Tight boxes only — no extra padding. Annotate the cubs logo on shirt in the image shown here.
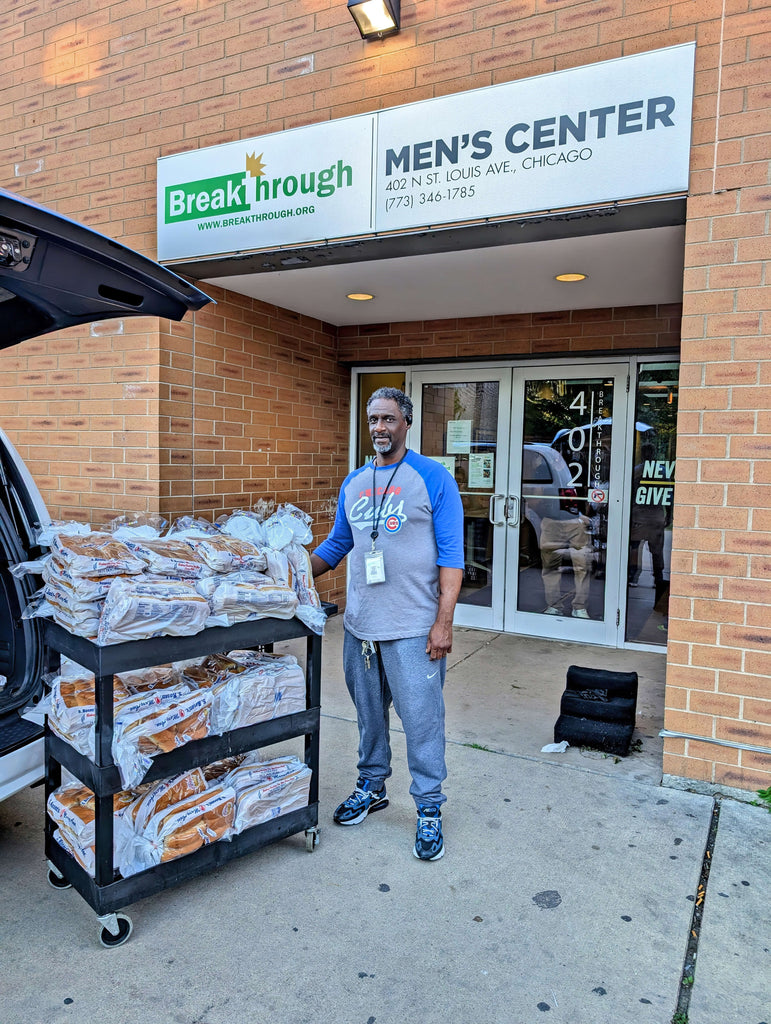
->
[349,494,407,531]
[383,514,402,534]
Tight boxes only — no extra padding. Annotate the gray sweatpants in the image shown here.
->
[342,628,447,808]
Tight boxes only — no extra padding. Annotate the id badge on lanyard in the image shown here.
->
[365,549,386,585]
[366,456,405,585]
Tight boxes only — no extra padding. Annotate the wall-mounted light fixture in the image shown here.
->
[347,0,401,40]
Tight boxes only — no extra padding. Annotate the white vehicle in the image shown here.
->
[0,188,211,802]
[519,442,583,567]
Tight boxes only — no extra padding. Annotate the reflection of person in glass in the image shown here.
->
[629,443,669,595]
[455,462,491,585]
[540,494,593,618]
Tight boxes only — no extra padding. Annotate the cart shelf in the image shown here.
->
[43,605,335,943]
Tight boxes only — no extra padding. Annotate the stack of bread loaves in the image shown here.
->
[25,502,327,644]
[48,751,311,878]
[47,781,136,876]
[48,651,307,789]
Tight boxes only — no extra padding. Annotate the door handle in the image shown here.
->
[506,494,520,526]
[488,493,505,527]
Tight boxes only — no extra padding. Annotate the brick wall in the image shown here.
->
[1,0,768,790]
[156,286,346,520]
[665,0,771,794]
[0,317,163,525]
[338,305,683,364]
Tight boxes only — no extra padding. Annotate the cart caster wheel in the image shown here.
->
[47,868,71,890]
[305,827,320,852]
[98,913,133,948]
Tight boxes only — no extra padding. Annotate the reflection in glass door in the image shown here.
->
[504,368,628,645]
[410,362,645,645]
[412,370,511,630]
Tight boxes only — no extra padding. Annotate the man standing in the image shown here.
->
[310,387,464,861]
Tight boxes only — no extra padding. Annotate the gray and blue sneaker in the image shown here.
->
[333,778,388,825]
[413,804,444,860]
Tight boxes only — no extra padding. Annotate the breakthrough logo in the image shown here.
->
[165,172,249,224]
[164,153,353,225]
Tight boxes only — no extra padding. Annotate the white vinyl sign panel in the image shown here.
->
[157,115,374,262]
[157,44,694,262]
[374,44,695,232]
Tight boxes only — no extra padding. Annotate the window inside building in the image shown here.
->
[624,362,679,644]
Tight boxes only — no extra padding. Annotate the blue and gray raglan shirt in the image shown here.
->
[313,449,465,642]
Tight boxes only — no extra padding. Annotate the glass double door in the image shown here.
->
[412,364,630,645]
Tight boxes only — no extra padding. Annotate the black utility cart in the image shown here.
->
[43,606,334,947]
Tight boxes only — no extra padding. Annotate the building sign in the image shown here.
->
[157,115,374,262]
[157,44,694,263]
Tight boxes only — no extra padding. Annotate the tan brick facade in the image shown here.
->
[1,0,768,792]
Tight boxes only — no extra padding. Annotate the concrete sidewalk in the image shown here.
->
[0,616,768,1024]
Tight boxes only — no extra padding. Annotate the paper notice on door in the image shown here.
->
[429,455,456,475]
[469,453,494,489]
[446,420,472,453]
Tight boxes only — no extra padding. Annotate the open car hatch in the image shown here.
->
[0,187,211,349]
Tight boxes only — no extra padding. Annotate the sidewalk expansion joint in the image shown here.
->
[448,632,504,670]
[672,796,721,1023]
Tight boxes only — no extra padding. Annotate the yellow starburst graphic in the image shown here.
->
[246,152,266,178]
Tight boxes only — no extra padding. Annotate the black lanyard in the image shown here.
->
[371,454,406,544]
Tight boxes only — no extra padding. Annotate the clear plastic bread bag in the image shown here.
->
[50,532,146,578]
[117,783,235,877]
[217,509,268,548]
[96,577,211,645]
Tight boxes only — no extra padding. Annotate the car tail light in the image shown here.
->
[558,487,581,515]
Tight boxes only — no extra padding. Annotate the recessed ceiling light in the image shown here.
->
[555,273,587,282]
[347,292,374,301]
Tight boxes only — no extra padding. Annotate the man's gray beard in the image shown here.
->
[373,438,393,453]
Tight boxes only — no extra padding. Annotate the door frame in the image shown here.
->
[410,366,514,631]
[502,362,632,647]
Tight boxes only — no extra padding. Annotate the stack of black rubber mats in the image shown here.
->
[554,665,638,756]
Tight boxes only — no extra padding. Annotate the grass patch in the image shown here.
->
[752,786,771,812]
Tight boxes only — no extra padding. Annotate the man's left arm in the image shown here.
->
[426,566,463,660]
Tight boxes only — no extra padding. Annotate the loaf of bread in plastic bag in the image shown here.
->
[50,532,145,577]
[48,672,132,755]
[209,580,298,624]
[123,537,212,578]
[180,534,267,573]
[111,688,212,788]
[120,688,212,754]
[47,781,135,845]
[118,783,236,875]
[115,664,181,693]
[225,651,306,727]
[124,768,208,832]
[225,755,311,834]
[97,577,211,645]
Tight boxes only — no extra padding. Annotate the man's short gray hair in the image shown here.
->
[367,387,413,425]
